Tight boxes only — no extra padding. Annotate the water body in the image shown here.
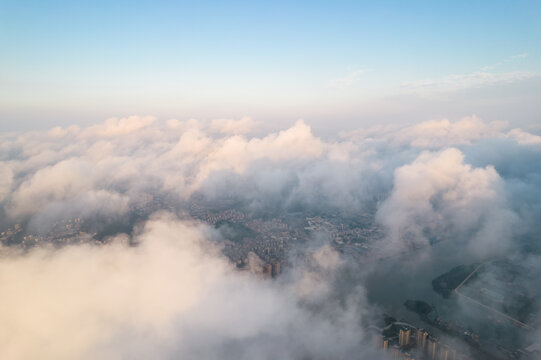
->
[365,240,471,321]
[363,240,528,352]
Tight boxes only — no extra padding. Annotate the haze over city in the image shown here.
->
[0,1,540,360]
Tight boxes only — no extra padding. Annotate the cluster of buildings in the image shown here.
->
[189,203,296,276]
[244,235,288,260]
[1,218,96,248]
[261,261,281,278]
[188,203,387,279]
[0,223,22,245]
[189,202,245,226]
[304,215,383,262]
[304,216,336,233]
[305,215,382,245]
[203,209,245,226]
[245,218,290,234]
[375,326,461,360]
[223,231,289,276]
[132,193,177,218]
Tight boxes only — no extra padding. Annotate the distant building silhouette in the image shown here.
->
[427,337,439,359]
[415,328,428,350]
[399,328,411,347]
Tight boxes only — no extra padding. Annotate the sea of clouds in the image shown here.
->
[0,115,540,359]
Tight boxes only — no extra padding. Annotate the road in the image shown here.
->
[454,262,534,331]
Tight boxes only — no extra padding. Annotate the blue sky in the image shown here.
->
[1,0,540,131]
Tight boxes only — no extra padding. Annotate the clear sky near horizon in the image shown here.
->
[1,0,540,132]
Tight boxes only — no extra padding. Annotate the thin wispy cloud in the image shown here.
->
[480,53,529,71]
[511,53,528,60]
[399,53,537,97]
[400,70,541,95]
[329,69,365,88]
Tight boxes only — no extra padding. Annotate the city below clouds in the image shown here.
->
[1,1,541,359]
[1,113,541,359]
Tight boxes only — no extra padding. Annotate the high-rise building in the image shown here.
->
[439,347,449,360]
[427,337,439,359]
[392,345,402,359]
[383,339,389,352]
[415,329,428,350]
[373,334,383,349]
[438,345,456,360]
[263,263,272,277]
[399,328,412,347]
[272,262,281,277]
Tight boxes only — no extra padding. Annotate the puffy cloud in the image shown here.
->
[0,118,336,223]
[209,116,257,135]
[1,114,541,358]
[342,116,508,149]
[1,114,536,247]
[82,116,156,137]
[1,115,537,249]
[398,116,507,148]
[507,128,541,145]
[0,214,373,360]
[376,148,517,256]
[7,158,128,226]
[9,158,95,216]
[0,162,13,202]
[342,115,541,153]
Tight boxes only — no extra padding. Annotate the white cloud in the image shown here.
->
[329,69,365,88]
[400,70,540,95]
[341,115,541,149]
[1,114,537,255]
[507,128,541,145]
[209,116,258,135]
[397,116,507,148]
[0,162,13,202]
[376,148,517,256]
[480,53,529,71]
[0,214,371,360]
[3,114,538,232]
[0,118,340,223]
[82,116,156,137]
[511,53,528,60]
[1,114,540,358]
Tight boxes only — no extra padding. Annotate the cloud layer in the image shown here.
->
[377,148,516,256]
[1,114,540,358]
[0,214,374,360]
[1,114,540,248]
